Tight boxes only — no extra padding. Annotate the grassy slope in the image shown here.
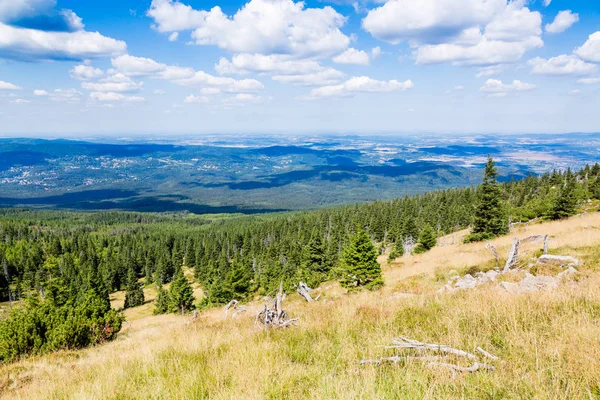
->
[2,213,600,399]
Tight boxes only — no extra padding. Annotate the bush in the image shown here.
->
[463,232,496,243]
[0,293,123,363]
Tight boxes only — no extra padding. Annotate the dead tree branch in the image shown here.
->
[504,238,520,272]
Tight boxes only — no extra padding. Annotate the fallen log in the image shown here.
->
[255,282,298,329]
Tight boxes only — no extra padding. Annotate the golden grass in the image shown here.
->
[2,213,600,399]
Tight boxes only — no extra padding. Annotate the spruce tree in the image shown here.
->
[401,218,419,241]
[153,285,170,315]
[469,156,507,241]
[415,224,437,254]
[168,269,195,315]
[550,171,577,220]
[340,229,383,290]
[387,239,404,262]
[123,267,145,309]
[300,230,326,287]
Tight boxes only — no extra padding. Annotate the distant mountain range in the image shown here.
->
[0,133,598,213]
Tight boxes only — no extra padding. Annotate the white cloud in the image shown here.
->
[577,77,600,85]
[70,64,104,80]
[364,0,543,67]
[81,73,143,92]
[10,98,30,104]
[545,10,579,34]
[568,89,580,96]
[332,48,369,65]
[476,65,504,77]
[168,32,179,42]
[542,0,551,6]
[0,22,126,61]
[33,89,48,96]
[154,89,166,94]
[49,88,83,102]
[0,80,21,90]
[90,92,145,102]
[575,32,600,63]
[272,69,345,86]
[306,76,414,99]
[147,0,350,58]
[371,46,381,60]
[184,94,209,103]
[528,55,596,77]
[215,53,345,86]
[480,78,535,96]
[200,87,221,95]
[363,0,506,44]
[0,0,83,32]
[111,54,264,92]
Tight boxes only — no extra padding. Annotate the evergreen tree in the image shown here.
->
[550,171,577,220]
[387,239,404,262]
[123,267,145,309]
[401,218,419,241]
[169,269,195,315]
[340,229,383,290]
[153,285,170,315]
[300,230,327,287]
[415,224,437,254]
[468,156,508,241]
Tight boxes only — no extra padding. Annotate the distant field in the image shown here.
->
[1,134,598,212]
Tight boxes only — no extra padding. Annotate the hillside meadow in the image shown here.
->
[1,212,599,399]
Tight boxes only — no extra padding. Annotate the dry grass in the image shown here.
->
[2,213,600,399]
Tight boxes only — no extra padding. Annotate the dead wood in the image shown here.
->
[503,238,520,272]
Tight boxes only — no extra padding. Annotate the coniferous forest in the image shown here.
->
[0,161,599,362]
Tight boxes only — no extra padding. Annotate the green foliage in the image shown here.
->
[153,286,170,315]
[168,269,195,315]
[123,268,145,309]
[0,292,123,363]
[470,157,509,241]
[417,225,437,252]
[550,170,577,220]
[388,240,404,262]
[340,229,383,291]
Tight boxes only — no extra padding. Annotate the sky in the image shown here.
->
[0,0,599,136]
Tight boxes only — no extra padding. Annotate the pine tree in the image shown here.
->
[415,224,437,254]
[469,156,507,241]
[169,269,195,315]
[401,218,419,241]
[300,230,327,287]
[153,285,170,315]
[123,267,145,309]
[387,239,404,262]
[340,229,383,290]
[550,171,577,220]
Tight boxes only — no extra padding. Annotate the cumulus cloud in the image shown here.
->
[0,1,126,61]
[168,32,178,42]
[10,98,30,104]
[529,55,596,77]
[371,46,381,60]
[575,32,600,63]
[90,92,145,102]
[49,88,83,102]
[215,53,345,86]
[545,10,579,34]
[70,64,104,81]
[0,22,126,61]
[542,0,551,6]
[306,76,414,99]
[0,0,83,32]
[476,65,504,78]
[110,54,264,93]
[577,77,600,85]
[81,73,143,92]
[33,89,48,95]
[364,0,542,67]
[0,80,22,90]
[480,78,535,96]
[332,48,369,65]
[184,94,209,103]
[147,0,350,58]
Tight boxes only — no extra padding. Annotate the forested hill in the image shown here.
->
[0,163,599,362]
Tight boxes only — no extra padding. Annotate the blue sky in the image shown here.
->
[0,0,599,136]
